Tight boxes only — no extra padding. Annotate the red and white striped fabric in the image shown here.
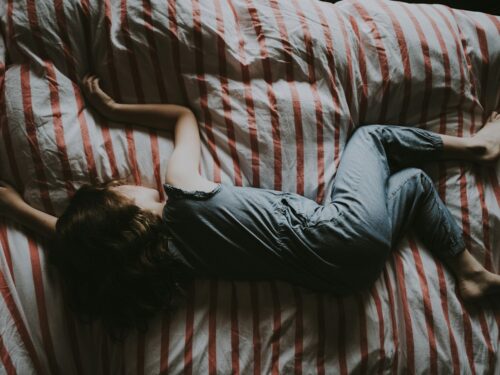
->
[1,0,499,373]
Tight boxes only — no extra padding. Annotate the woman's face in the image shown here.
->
[110,185,165,214]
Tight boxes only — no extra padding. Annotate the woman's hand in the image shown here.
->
[0,181,27,220]
[82,73,117,119]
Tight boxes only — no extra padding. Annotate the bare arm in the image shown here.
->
[82,74,204,187]
[0,181,56,238]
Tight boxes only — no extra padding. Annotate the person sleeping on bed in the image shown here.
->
[1,73,500,341]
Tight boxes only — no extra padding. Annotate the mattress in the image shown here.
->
[0,0,499,373]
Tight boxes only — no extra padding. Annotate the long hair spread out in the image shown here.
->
[48,180,188,342]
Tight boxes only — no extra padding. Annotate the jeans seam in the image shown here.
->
[387,173,420,201]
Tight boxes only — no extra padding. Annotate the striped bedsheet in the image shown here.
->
[1,0,500,373]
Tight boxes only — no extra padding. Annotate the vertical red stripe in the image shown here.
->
[316,294,325,375]
[347,16,368,124]
[267,0,305,195]
[447,8,481,111]
[103,0,141,186]
[53,0,98,186]
[333,8,355,135]
[191,0,222,183]
[356,294,368,374]
[393,254,415,374]
[139,0,165,199]
[398,3,433,126]
[290,0,326,202]
[141,0,168,102]
[46,64,76,194]
[377,0,412,124]
[79,0,92,70]
[351,2,391,123]
[0,63,22,187]
[84,0,123,182]
[230,283,240,375]
[20,66,54,213]
[369,286,387,374]
[120,0,144,101]
[165,0,188,104]
[226,0,261,187]
[485,14,500,33]
[249,283,261,375]
[103,0,122,102]
[213,0,242,186]
[0,333,16,375]
[473,169,493,270]
[336,297,347,375]
[473,24,489,126]
[0,224,13,283]
[382,268,399,373]
[292,287,303,375]
[0,270,44,374]
[409,238,438,375]
[6,0,15,61]
[435,264,460,375]
[270,282,281,375]
[310,1,344,174]
[28,237,59,375]
[183,282,194,375]
[119,0,143,186]
[244,0,282,190]
[208,280,217,375]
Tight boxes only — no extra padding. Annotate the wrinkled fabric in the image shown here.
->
[1,0,500,374]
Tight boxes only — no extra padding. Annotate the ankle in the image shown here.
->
[444,249,485,280]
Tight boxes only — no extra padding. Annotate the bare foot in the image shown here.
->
[469,111,500,162]
[457,268,500,302]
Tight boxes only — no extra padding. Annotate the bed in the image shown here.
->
[1,0,499,373]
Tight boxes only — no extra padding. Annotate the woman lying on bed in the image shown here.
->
[1,74,500,341]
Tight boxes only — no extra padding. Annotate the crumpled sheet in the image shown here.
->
[0,0,499,373]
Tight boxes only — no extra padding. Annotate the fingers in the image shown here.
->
[82,73,99,94]
[92,76,100,94]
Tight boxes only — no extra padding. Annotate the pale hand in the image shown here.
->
[82,73,117,119]
[0,181,26,220]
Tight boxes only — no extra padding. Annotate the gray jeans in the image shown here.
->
[278,125,466,293]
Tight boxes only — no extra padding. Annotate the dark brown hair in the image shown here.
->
[48,180,188,342]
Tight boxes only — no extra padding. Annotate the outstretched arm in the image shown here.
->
[0,181,57,238]
[82,74,204,187]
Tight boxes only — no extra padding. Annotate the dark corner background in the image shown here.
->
[323,1,499,15]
